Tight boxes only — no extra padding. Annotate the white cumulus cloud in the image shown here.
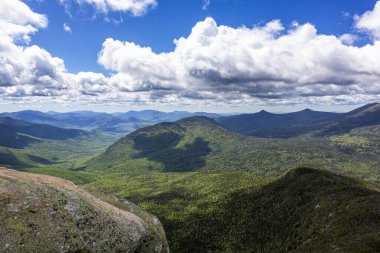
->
[355,1,380,40]
[2,0,380,108]
[0,0,47,43]
[0,0,88,98]
[98,16,380,103]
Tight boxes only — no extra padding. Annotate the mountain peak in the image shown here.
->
[177,116,217,126]
[255,110,272,115]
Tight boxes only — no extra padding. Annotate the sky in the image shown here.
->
[0,0,380,113]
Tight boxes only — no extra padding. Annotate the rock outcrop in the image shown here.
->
[0,167,169,252]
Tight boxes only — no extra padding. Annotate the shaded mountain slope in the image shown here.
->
[345,102,380,116]
[0,147,55,169]
[186,167,380,252]
[320,103,380,135]
[218,109,340,137]
[85,116,380,179]
[91,167,380,253]
[0,117,85,149]
[0,167,168,253]
[0,130,120,171]
[86,117,222,173]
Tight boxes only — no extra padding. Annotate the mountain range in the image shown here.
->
[3,103,379,138]
[85,104,380,178]
[0,110,220,134]
[1,103,380,252]
[218,103,380,137]
[2,103,380,177]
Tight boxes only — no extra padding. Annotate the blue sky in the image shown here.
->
[27,0,376,74]
[1,0,380,113]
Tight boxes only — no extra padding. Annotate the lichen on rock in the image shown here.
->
[0,167,169,253]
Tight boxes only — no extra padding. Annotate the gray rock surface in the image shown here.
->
[0,167,169,253]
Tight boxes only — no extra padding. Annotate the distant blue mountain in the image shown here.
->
[0,110,220,134]
[115,110,219,122]
[217,103,380,137]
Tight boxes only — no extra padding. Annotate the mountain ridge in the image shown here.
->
[84,111,380,178]
[218,103,380,137]
[0,110,221,134]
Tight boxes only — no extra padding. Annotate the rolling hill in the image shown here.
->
[0,117,85,149]
[0,147,55,169]
[217,103,380,138]
[0,116,121,170]
[85,116,380,180]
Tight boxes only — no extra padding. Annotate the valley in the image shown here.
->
[1,104,380,252]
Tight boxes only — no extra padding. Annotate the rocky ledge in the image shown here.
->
[0,167,169,253]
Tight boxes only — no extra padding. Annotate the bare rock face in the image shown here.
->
[0,168,169,253]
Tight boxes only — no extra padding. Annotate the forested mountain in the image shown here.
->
[2,104,380,252]
[320,103,380,135]
[85,115,380,179]
[217,103,380,138]
[91,166,380,252]
[218,109,340,137]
